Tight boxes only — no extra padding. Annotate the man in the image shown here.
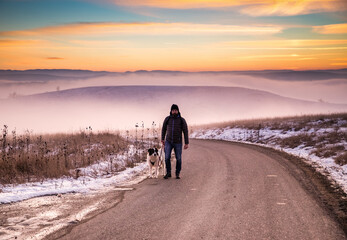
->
[161,104,189,179]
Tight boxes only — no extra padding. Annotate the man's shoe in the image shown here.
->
[176,173,180,179]
[164,173,171,179]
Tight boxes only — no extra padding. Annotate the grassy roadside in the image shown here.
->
[0,127,144,184]
[192,112,347,166]
[195,113,347,130]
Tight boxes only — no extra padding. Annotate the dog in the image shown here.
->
[147,148,160,178]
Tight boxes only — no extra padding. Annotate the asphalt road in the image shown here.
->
[58,139,346,240]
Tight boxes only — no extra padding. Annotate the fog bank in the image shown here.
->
[1,86,346,134]
[1,70,347,104]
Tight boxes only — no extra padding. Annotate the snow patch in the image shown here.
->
[192,120,347,193]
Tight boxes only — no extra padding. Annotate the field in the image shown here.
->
[0,127,146,184]
[192,113,347,165]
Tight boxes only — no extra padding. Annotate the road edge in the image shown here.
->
[195,139,347,236]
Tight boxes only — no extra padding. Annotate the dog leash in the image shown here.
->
[159,146,164,164]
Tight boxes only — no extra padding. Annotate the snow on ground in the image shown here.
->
[0,145,148,204]
[191,121,347,193]
[0,162,147,204]
[0,145,155,240]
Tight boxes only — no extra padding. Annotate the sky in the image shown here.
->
[1,0,347,71]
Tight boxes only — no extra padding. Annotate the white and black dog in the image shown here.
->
[147,148,162,178]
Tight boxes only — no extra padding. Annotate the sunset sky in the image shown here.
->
[1,0,347,71]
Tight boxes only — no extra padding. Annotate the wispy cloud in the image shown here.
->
[112,0,254,9]
[238,54,317,61]
[240,54,302,59]
[0,39,47,47]
[112,0,347,16]
[46,57,64,60]
[0,22,282,37]
[69,40,128,48]
[240,0,347,16]
[313,23,347,34]
[331,62,347,65]
[219,39,347,49]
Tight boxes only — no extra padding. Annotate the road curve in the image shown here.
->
[57,139,346,240]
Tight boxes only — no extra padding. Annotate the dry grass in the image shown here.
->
[193,112,347,166]
[279,134,317,149]
[335,152,347,165]
[316,131,347,145]
[313,145,345,158]
[0,127,131,184]
[195,112,347,131]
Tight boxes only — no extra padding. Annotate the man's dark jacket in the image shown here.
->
[162,112,189,144]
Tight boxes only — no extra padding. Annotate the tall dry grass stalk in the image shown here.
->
[0,128,128,184]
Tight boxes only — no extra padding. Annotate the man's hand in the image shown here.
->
[161,140,165,147]
[184,144,189,150]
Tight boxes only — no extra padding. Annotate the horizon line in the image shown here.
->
[1,68,347,73]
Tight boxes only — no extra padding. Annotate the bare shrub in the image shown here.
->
[313,145,345,158]
[335,152,347,166]
[126,150,146,168]
[279,134,316,149]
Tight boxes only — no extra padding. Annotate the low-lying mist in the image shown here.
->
[1,85,346,134]
[1,70,347,104]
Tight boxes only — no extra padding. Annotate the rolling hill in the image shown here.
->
[2,85,347,133]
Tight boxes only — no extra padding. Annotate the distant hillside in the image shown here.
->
[1,69,346,82]
[27,85,347,111]
[0,69,114,81]
[2,85,346,133]
[234,69,347,81]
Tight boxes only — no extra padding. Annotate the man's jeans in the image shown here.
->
[164,140,182,175]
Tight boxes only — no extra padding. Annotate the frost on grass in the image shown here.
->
[0,142,149,240]
[191,113,347,193]
[0,143,147,204]
[0,129,133,184]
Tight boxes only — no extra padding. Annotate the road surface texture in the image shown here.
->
[54,139,346,240]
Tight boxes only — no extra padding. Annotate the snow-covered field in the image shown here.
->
[0,146,150,240]
[191,117,347,193]
[0,146,147,204]
[0,162,147,205]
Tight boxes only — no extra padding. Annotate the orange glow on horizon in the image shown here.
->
[0,20,346,71]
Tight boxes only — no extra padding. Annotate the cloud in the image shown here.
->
[112,0,254,9]
[46,57,64,60]
[0,39,47,47]
[0,22,282,37]
[218,39,347,49]
[313,23,347,34]
[240,0,347,16]
[69,40,127,48]
[111,0,347,16]
[239,54,303,59]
